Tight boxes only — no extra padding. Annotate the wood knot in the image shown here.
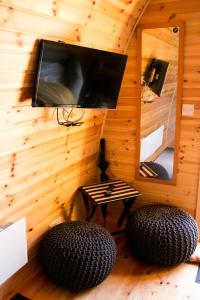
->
[168,13,176,21]
[52,0,58,16]
[52,8,57,16]
[32,119,38,125]
[8,197,14,206]
[10,153,16,177]
[17,38,24,48]
[23,137,29,145]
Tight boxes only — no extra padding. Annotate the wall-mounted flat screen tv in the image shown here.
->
[32,39,128,109]
[144,58,169,97]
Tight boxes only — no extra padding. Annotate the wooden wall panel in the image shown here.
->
[0,0,150,298]
[103,0,200,217]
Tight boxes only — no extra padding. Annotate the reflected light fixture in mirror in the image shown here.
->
[135,22,184,184]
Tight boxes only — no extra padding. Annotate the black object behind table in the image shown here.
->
[98,138,109,225]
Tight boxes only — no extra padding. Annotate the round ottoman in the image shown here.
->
[126,204,198,266]
[141,161,170,180]
[40,221,116,291]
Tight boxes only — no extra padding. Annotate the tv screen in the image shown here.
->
[32,39,127,109]
[144,58,169,97]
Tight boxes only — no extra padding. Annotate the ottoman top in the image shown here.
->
[134,204,193,224]
[45,221,115,250]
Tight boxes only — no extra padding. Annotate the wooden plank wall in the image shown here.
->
[0,0,149,298]
[103,0,200,216]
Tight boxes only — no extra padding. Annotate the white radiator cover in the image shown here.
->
[140,125,164,161]
[0,217,28,284]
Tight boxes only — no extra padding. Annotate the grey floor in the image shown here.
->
[155,147,174,179]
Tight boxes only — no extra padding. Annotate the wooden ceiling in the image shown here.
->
[0,0,150,54]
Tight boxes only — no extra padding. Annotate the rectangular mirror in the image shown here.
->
[135,22,184,184]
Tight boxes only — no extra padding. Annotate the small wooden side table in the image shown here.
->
[80,180,141,227]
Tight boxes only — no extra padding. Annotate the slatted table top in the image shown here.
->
[140,162,158,178]
[80,180,141,205]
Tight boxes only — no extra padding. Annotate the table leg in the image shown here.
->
[101,203,107,227]
[117,197,136,226]
[82,193,96,221]
[88,205,97,221]
[82,193,90,220]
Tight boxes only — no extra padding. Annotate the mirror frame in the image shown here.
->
[135,21,184,185]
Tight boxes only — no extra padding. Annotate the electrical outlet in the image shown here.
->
[182,104,194,117]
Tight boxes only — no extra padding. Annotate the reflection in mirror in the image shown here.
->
[136,24,182,183]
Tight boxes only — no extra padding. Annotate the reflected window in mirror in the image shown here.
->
[136,23,184,184]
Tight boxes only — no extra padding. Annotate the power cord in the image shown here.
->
[56,108,85,127]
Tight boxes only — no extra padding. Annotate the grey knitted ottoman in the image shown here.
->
[40,221,116,291]
[126,204,198,266]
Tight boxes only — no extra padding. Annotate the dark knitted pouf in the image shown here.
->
[142,162,170,180]
[126,204,198,266]
[40,221,116,291]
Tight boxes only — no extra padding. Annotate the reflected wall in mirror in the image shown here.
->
[136,23,184,184]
